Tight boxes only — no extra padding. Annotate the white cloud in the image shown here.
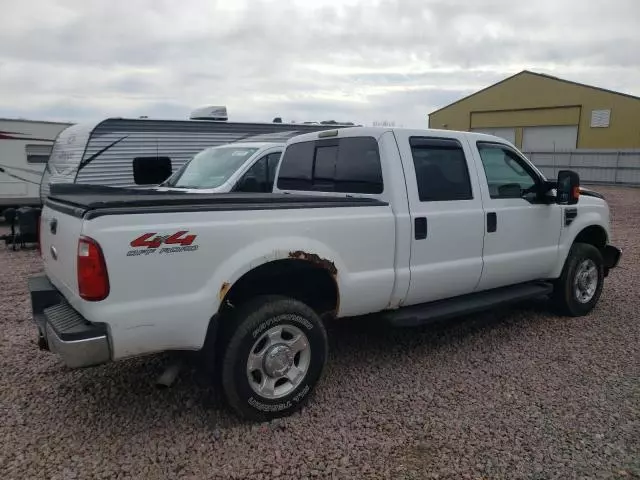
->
[0,0,638,127]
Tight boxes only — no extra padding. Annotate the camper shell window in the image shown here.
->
[133,156,173,185]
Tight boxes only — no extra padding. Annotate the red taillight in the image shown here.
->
[77,236,110,301]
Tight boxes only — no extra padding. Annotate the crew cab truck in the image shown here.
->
[29,127,621,422]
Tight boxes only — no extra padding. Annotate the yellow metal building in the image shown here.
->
[428,70,640,150]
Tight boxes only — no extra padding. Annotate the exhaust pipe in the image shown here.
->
[37,330,49,351]
[155,361,182,388]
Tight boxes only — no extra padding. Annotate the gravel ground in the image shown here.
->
[1,186,639,480]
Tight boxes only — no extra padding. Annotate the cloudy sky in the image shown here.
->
[1,0,639,127]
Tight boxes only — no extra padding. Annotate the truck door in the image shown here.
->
[470,140,562,291]
[393,131,486,306]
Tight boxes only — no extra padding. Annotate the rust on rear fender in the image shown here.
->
[219,281,231,302]
[288,250,338,276]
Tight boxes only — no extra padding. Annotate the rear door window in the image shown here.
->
[277,136,383,194]
[409,137,473,201]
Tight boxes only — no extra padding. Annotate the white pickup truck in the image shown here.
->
[29,126,621,421]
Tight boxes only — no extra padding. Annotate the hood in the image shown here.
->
[579,186,605,200]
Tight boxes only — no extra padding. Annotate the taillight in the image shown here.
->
[77,236,110,301]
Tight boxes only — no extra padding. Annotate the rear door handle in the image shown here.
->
[487,212,497,233]
[415,217,427,240]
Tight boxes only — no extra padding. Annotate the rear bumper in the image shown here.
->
[28,275,111,368]
[603,244,622,273]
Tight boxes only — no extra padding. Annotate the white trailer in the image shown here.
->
[0,118,72,217]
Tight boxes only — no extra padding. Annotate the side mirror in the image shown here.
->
[556,170,580,205]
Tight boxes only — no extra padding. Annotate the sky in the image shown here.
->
[0,0,639,128]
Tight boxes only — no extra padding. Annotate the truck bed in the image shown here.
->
[47,183,387,219]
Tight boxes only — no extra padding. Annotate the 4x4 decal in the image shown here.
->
[127,231,199,256]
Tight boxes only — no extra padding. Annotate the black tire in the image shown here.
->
[551,242,604,316]
[220,295,328,422]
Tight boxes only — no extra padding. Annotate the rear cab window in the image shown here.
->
[277,136,383,194]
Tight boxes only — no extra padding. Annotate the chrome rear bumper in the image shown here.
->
[28,275,111,368]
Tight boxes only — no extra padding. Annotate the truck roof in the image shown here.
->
[284,126,511,146]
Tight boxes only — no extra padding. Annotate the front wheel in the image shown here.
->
[220,295,328,421]
[552,242,605,316]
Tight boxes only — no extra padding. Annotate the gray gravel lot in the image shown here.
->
[1,185,639,479]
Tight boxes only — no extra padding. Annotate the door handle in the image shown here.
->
[487,212,497,233]
[415,217,427,240]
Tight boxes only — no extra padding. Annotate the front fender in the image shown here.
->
[550,209,610,279]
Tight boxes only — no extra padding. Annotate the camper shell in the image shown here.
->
[41,116,354,202]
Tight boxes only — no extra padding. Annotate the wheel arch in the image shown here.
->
[551,216,610,279]
[219,257,340,317]
[200,238,343,364]
[572,224,608,250]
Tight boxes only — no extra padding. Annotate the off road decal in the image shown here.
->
[126,231,199,256]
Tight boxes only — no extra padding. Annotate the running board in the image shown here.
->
[383,281,554,327]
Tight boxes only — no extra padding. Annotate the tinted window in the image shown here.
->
[235,152,282,192]
[409,137,473,201]
[133,156,172,185]
[236,154,282,192]
[477,142,537,198]
[313,145,338,182]
[334,137,383,194]
[237,155,267,192]
[277,141,314,190]
[277,136,383,194]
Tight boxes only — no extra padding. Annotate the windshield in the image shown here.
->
[167,146,260,188]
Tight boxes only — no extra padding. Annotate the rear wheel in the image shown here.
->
[220,295,328,421]
[552,242,604,316]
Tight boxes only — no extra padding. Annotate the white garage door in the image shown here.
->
[522,126,577,151]
[471,127,516,144]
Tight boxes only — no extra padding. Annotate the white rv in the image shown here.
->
[40,107,355,203]
[0,118,72,217]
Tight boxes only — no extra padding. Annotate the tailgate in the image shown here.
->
[40,202,84,300]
